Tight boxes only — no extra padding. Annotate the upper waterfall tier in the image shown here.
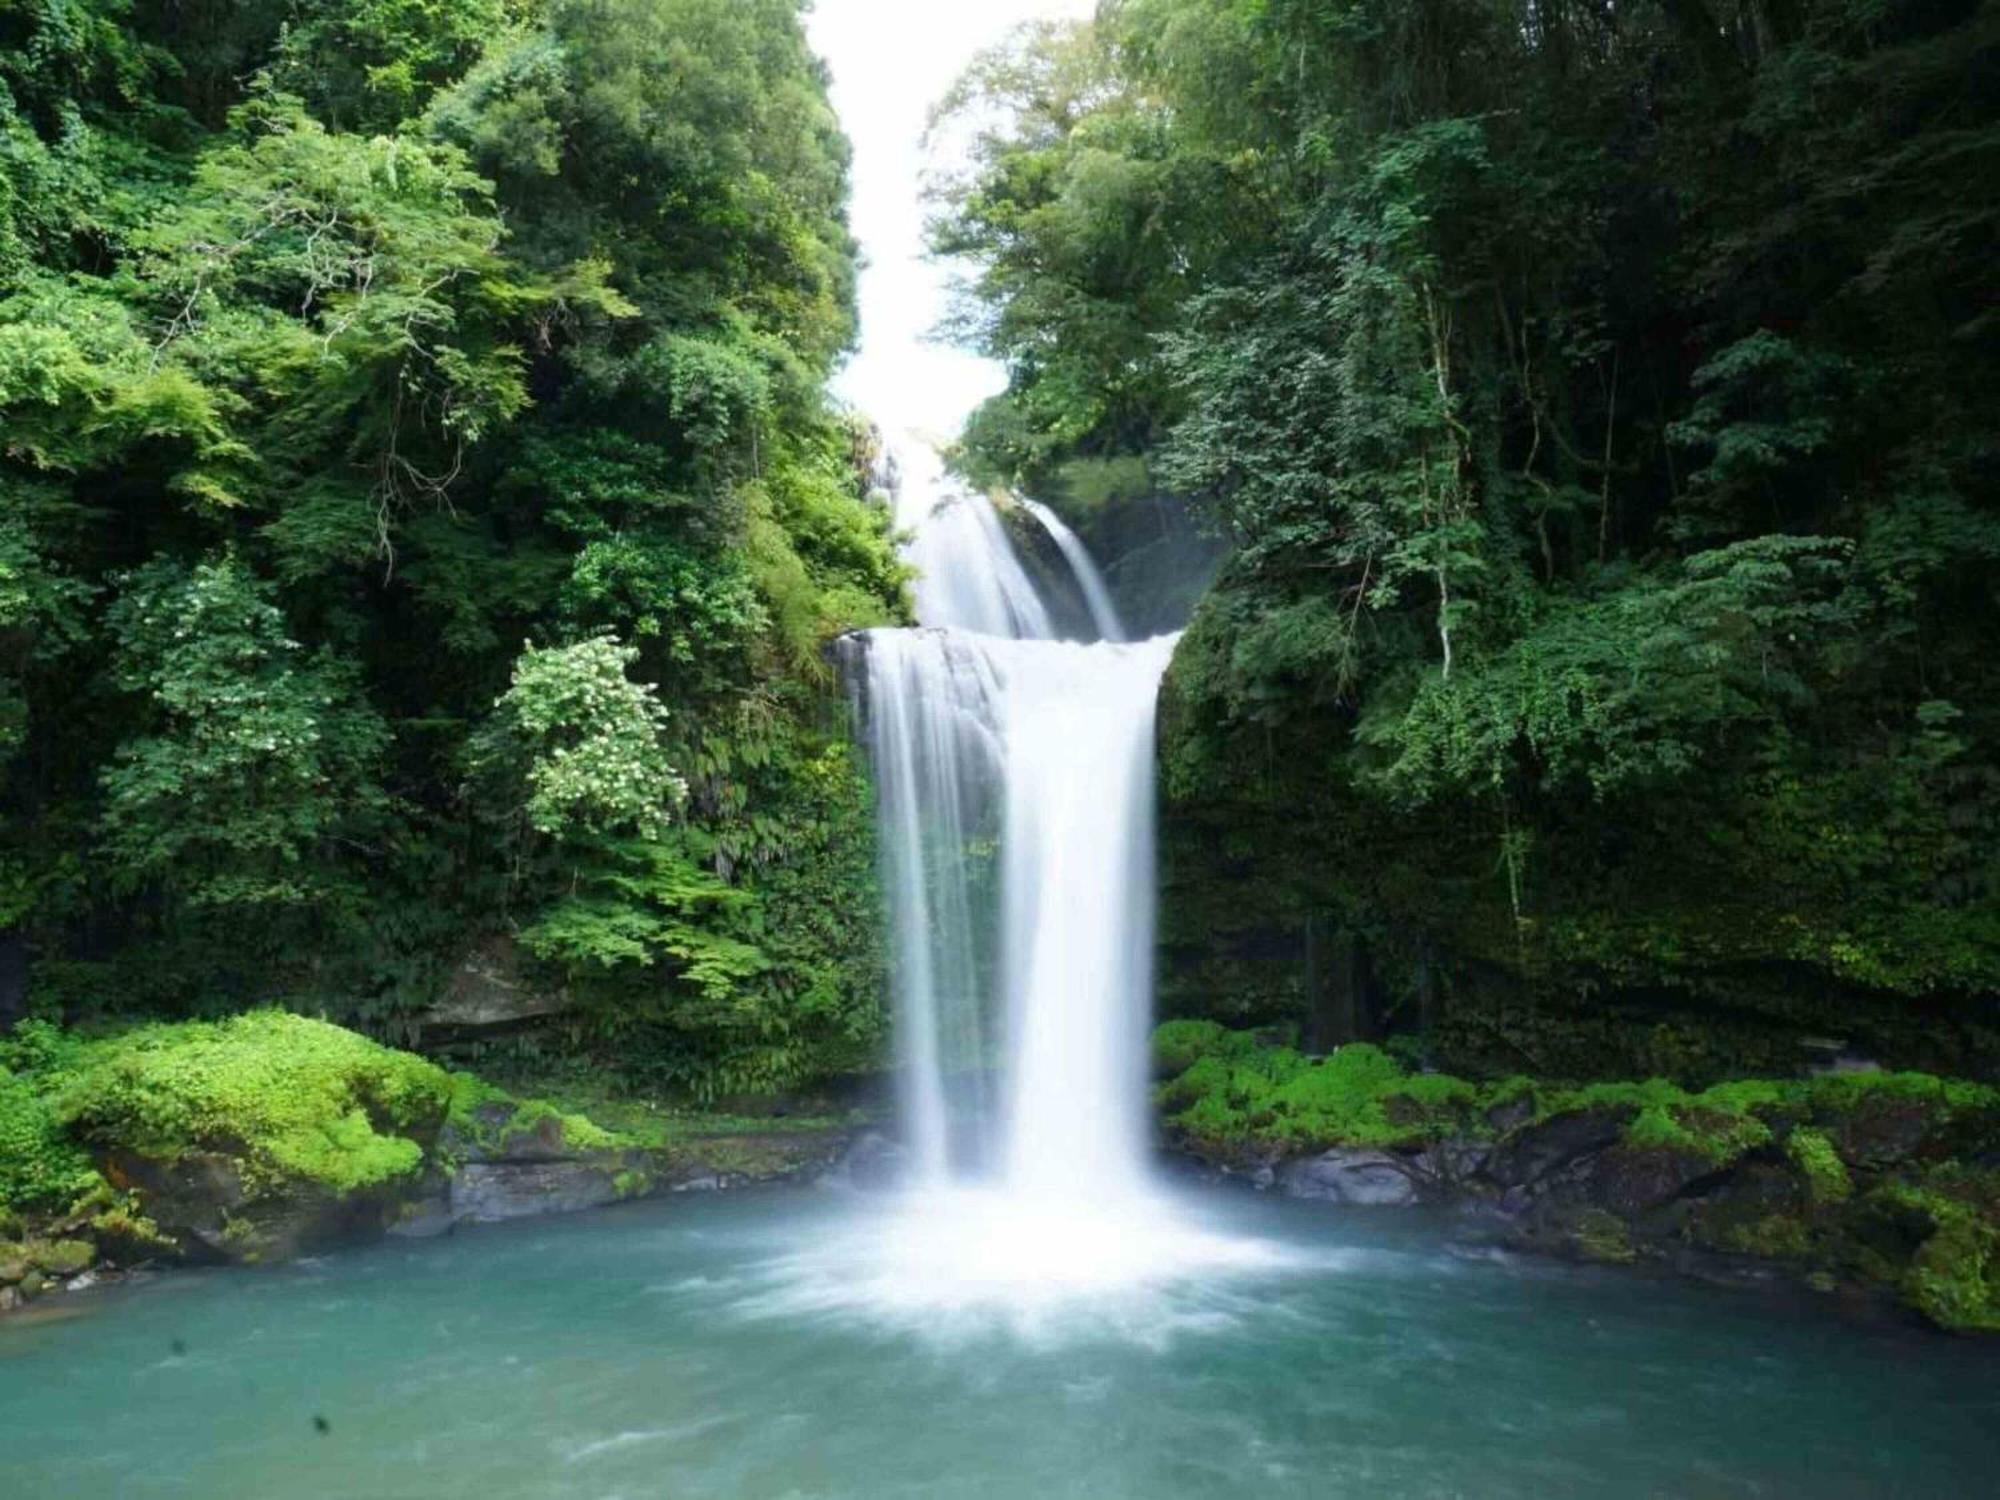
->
[888,443,1054,639]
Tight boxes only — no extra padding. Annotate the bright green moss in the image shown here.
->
[1153,1030,1485,1150]
[1150,1023,1991,1178]
[1907,1216,1999,1333]
[1155,1022,1801,1160]
[1786,1128,1852,1204]
[1808,1070,1997,1112]
[1541,1077,1786,1165]
[1152,1019,1240,1076]
[444,1071,634,1159]
[30,1237,93,1276]
[443,1071,511,1132]
[611,1169,651,1198]
[55,1012,453,1194]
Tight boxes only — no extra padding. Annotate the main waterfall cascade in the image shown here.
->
[805,436,1286,1325]
[857,438,1167,1203]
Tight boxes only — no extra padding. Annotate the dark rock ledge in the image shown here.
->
[2,1100,861,1314]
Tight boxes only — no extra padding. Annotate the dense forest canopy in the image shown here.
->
[0,0,907,1095]
[934,0,2000,1077]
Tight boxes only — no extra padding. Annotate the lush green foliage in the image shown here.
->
[936,1,2000,1071]
[0,0,903,1091]
[2,1012,457,1210]
[55,1011,453,1192]
[0,1024,100,1208]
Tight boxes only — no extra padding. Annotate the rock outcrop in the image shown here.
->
[1154,1023,2000,1333]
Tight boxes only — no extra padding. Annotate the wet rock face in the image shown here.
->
[1279,1149,1419,1206]
[1488,1107,1631,1189]
[421,937,570,1035]
[1590,1146,1724,1218]
[450,1161,630,1223]
[103,1151,408,1265]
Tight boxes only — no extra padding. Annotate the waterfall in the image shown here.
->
[853,436,1171,1210]
[808,438,1284,1330]
[1018,497,1126,643]
[885,444,1053,640]
[857,627,1004,1183]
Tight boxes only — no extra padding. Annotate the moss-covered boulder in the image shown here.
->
[51,1013,454,1263]
[28,1238,93,1276]
[434,1076,857,1222]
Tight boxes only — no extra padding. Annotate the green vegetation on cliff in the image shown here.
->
[934,0,2000,1078]
[0,0,898,1095]
[1154,1022,2000,1331]
[3,1013,456,1212]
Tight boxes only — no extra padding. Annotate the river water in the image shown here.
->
[3,1185,1995,1499]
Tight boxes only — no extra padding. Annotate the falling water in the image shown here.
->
[995,632,1169,1202]
[886,443,1053,639]
[1019,497,1126,643]
[818,436,1290,1331]
[854,438,1170,1199]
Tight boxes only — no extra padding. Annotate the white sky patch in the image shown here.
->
[807,0,1095,443]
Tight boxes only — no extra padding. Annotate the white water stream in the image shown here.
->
[791,0,1277,1333]
[819,448,1284,1331]
[861,446,1170,1202]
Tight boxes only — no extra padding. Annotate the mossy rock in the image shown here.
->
[1878,1170,2000,1333]
[29,1238,93,1277]
[612,1168,653,1199]
[33,1013,464,1264]
[0,1240,27,1283]
[1684,1159,1815,1259]
[1572,1209,1638,1265]
[1906,1215,1999,1333]
[1150,1021,2000,1333]
[439,1075,620,1165]
[1786,1128,1853,1205]
[58,1012,452,1197]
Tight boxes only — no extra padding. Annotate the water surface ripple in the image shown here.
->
[3,1187,1994,1499]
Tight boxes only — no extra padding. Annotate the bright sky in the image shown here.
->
[807,0,1095,443]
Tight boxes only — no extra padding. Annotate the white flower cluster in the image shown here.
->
[498,634,686,838]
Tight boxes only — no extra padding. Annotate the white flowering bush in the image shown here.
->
[477,635,685,840]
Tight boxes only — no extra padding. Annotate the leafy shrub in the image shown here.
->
[0,1070,101,1210]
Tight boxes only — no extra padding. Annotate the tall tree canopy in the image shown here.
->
[0,0,905,1094]
[934,0,2000,1077]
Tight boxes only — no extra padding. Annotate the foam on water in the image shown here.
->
[732,1186,1315,1347]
